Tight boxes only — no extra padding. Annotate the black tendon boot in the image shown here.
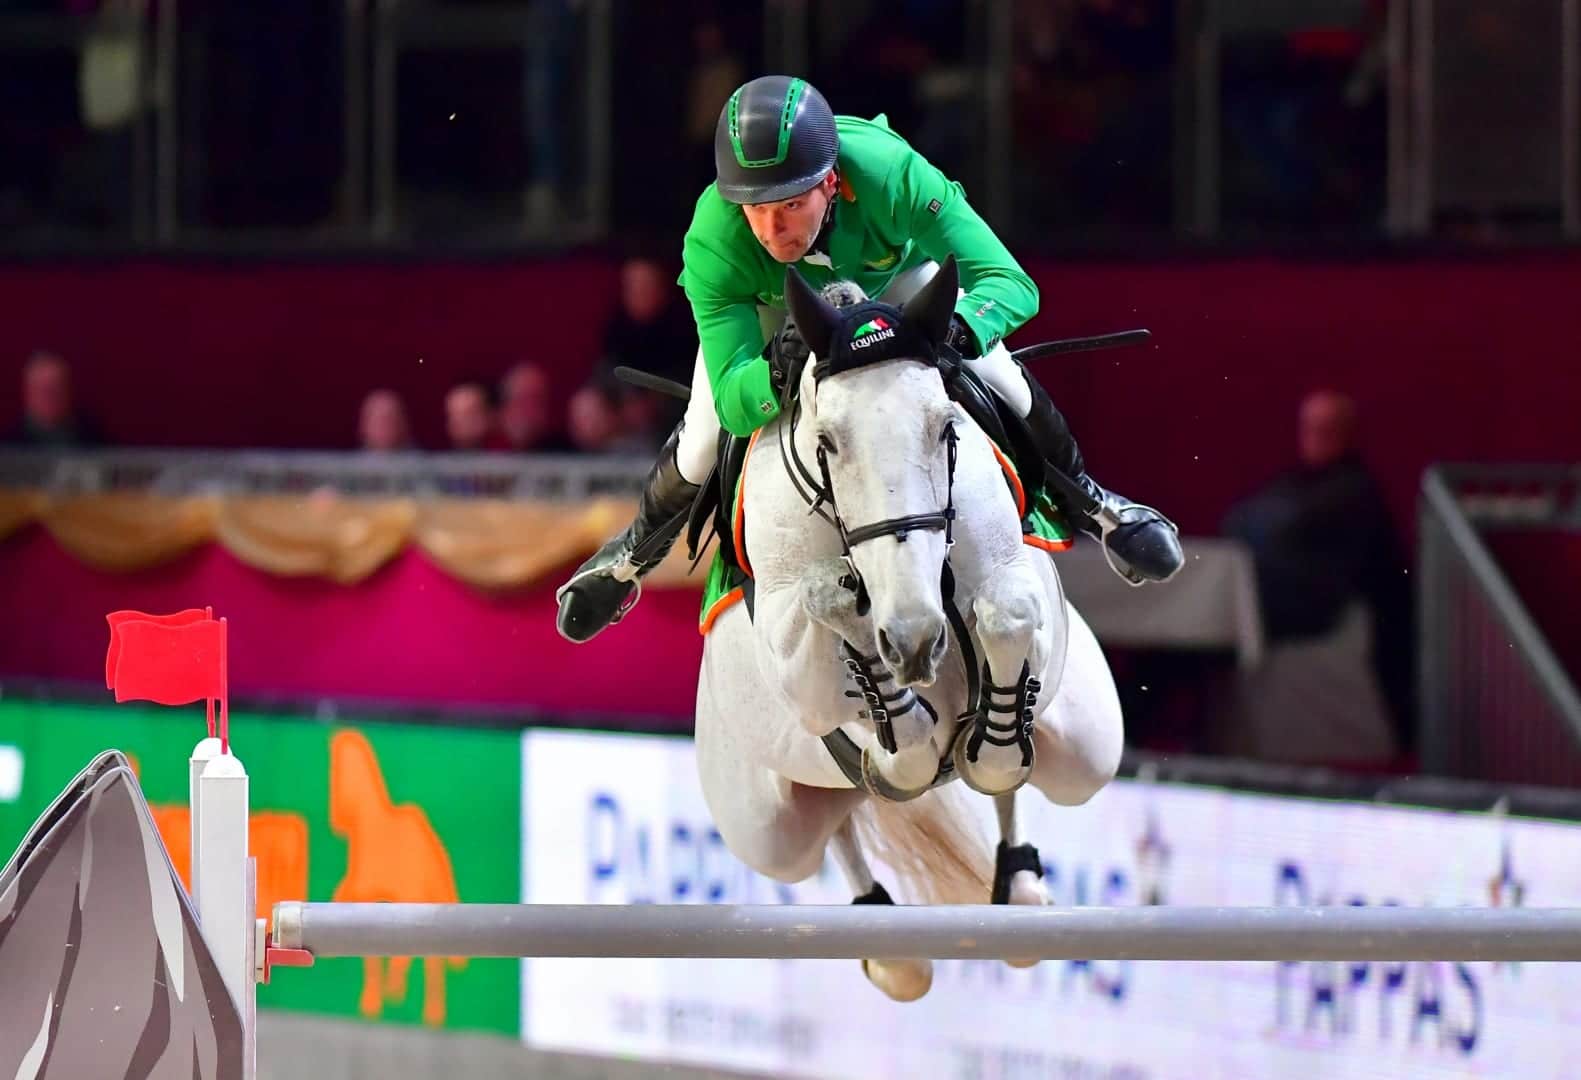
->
[555,426,701,642]
[1021,372,1184,585]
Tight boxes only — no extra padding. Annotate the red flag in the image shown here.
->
[106,609,231,752]
[110,619,226,705]
[105,608,211,690]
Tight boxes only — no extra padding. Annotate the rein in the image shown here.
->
[770,274,1040,799]
[779,363,986,785]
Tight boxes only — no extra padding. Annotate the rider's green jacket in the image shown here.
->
[678,114,1039,437]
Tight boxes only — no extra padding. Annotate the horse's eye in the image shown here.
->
[818,432,837,456]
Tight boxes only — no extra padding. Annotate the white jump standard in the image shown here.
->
[270,901,1581,963]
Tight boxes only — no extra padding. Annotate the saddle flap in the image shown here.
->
[713,430,752,571]
[945,363,1048,522]
[683,460,721,566]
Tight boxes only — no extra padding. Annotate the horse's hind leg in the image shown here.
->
[829,818,933,1002]
[696,642,864,882]
[1026,599,1123,808]
[991,791,1051,968]
[697,722,865,883]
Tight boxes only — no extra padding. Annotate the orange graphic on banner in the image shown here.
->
[329,730,467,1027]
[128,754,309,931]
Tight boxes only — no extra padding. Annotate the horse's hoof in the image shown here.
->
[1004,870,1051,969]
[862,957,933,1002]
[860,745,932,802]
[951,729,1032,796]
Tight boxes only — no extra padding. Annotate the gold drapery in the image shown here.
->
[0,489,706,590]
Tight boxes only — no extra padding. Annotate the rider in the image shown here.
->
[556,75,1183,643]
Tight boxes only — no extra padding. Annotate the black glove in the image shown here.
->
[767,319,811,399]
[944,314,979,359]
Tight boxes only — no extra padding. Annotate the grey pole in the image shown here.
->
[273,903,1581,963]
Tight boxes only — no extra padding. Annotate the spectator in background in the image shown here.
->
[521,0,578,226]
[567,384,653,455]
[4,350,102,447]
[357,389,415,451]
[684,18,746,195]
[444,378,510,451]
[499,362,573,452]
[572,255,696,452]
[1222,390,1415,747]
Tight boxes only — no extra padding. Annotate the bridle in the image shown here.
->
[769,283,1037,799]
[779,390,960,617]
[777,359,976,762]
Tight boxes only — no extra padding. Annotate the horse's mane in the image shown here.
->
[820,280,868,309]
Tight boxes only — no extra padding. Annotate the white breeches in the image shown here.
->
[675,261,1032,485]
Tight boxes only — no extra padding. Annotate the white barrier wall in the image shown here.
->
[520,729,1581,1080]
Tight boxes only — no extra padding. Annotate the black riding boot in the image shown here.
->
[556,426,701,642]
[1021,371,1184,585]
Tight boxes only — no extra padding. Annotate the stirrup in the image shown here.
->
[554,552,646,624]
[1088,499,1180,588]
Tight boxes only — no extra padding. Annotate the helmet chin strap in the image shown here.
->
[809,173,840,255]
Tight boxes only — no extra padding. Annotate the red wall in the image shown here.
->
[3,252,1579,539]
[0,525,704,722]
[1488,532,1581,685]
[0,257,618,454]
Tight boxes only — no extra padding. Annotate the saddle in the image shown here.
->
[689,362,1073,635]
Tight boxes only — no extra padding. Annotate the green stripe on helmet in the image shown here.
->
[728,77,807,170]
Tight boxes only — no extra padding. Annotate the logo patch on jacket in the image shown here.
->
[864,252,899,270]
[927,198,942,215]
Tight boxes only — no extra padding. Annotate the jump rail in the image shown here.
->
[83,606,1581,1080]
[270,901,1581,963]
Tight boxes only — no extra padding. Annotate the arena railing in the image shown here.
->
[1418,463,1581,788]
[0,446,651,502]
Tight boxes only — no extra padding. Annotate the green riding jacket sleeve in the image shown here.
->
[883,144,1039,355]
[680,216,783,438]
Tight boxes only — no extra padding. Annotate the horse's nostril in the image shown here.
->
[933,626,948,657]
[877,628,895,659]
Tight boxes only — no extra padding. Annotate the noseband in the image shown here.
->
[777,305,969,762]
[781,391,959,612]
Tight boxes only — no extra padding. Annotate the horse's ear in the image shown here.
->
[783,265,840,362]
[903,255,959,348]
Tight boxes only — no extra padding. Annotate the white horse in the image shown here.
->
[693,257,1125,1001]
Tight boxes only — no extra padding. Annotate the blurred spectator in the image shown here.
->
[567,384,653,455]
[521,0,578,226]
[499,362,573,452]
[1221,390,1414,745]
[684,18,746,195]
[1010,0,1176,231]
[444,378,510,451]
[574,255,696,451]
[1219,0,1388,228]
[815,1,971,182]
[357,389,415,451]
[4,350,103,447]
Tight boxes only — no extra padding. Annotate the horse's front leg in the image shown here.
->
[799,555,872,650]
[802,555,945,793]
[956,555,1065,795]
[750,560,865,738]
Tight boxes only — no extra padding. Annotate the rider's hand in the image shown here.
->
[768,320,810,398]
[944,314,979,359]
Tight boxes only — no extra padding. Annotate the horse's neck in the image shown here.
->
[947,413,1039,575]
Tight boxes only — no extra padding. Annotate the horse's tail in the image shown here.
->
[850,786,992,905]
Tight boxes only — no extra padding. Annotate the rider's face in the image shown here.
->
[741,174,836,264]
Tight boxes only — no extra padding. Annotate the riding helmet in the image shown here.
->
[714,75,839,205]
